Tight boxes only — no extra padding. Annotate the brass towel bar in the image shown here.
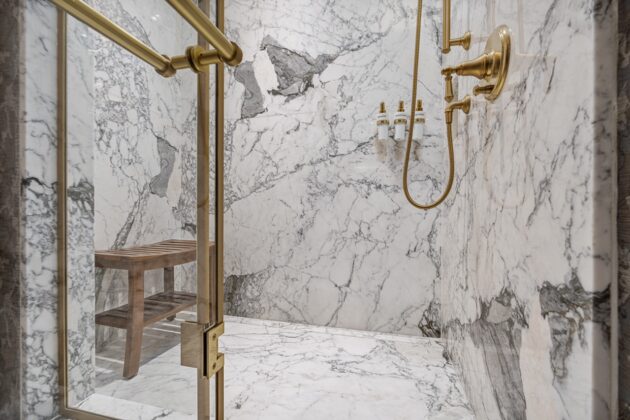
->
[51,0,242,76]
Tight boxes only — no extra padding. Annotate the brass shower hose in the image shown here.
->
[403,0,456,210]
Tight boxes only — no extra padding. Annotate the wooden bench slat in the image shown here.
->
[95,291,196,329]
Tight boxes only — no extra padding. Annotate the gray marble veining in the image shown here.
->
[222,0,447,337]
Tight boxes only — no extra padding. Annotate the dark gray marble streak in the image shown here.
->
[0,0,23,417]
[448,289,527,420]
[233,62,266,118]
[262,36,336,98]
[150,137,177,197]
[540,276,610,380]
[618,0,630,417]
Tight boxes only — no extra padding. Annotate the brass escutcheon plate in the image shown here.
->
[481,25,511,101]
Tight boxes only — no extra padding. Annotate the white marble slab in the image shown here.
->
[87,316,473,420]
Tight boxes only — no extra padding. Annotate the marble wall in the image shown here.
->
[0,0,23,417]
[21,0,62,416]
[440,1,618,419]
[619,0,630,417]
[222,0,446,336]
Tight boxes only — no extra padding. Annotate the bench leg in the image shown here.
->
[123,269,144,379]
[164,266,175,321]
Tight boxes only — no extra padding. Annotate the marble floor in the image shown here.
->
[78,315,474,420]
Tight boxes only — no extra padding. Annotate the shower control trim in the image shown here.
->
[441,25,511,102]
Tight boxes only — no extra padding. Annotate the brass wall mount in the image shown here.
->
[442,0,471,53]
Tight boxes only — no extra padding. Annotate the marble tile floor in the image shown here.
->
[78,315,474,420]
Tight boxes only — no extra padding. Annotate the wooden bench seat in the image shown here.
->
[95,239,214,379]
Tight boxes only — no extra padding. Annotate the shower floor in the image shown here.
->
[78,315,474,420]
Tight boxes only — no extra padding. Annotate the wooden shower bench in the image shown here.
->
[95,239,214,379]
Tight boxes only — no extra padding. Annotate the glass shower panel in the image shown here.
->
[64,2,202,417]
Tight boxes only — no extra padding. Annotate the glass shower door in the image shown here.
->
[58,1,224,418]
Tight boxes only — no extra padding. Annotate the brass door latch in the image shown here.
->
[181,321,225,378]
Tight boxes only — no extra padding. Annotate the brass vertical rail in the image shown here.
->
[57,7,68,411]
[196,0,212,418]
[215,0,226,418]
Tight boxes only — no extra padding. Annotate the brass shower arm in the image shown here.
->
[442,0,471,53]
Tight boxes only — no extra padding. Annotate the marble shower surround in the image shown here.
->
[440,1,618,419]
[222,0,447,336]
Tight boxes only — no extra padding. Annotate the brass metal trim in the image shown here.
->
[480,25,511,101]
[394,118,407,125]
[441,25,511,102]
[376,119,389,126]
[215,1,226,417]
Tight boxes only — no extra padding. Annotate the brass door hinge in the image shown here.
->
[181,321,224,378]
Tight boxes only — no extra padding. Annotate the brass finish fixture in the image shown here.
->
[475,25,511,101]
[214,1,227,416]
[379,102,386,113]
[397,100,405,112]
[445,95,471,124]
[442,0,471,53]
[166,0,243,66]
[416,100,423,112]
[473,84,494,96]
[181,321,225,377]
[442,25,511,102]
[444,74,454,102]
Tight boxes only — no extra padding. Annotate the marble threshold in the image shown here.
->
[77,315,474,420]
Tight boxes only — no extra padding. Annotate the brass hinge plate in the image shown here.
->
[181,321,224,378]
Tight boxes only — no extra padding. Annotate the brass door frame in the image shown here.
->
[56,1,226,418]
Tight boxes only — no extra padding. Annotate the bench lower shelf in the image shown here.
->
[95,291,196,329]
